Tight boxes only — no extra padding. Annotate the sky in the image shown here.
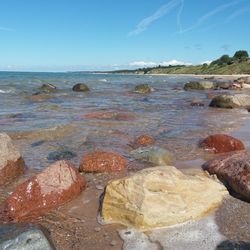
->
[0,0,250,72]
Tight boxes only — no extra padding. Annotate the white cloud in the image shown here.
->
[129,60,192,68]
[200,60,212,65]
[129,0,181,36]
[129,61,157,67]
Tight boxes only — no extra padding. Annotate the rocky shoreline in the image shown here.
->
[0,75,250,249]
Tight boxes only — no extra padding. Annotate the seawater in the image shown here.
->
[0,71,249,173]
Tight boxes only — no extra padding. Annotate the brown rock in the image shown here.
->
[79,151,127,173]
[84,111,135,121]
[190,99,204,107]
[131,135,155,149]
[200,134,245,154]
[0,133,25,185]
[0,160,86,222]
[202,150,250,201]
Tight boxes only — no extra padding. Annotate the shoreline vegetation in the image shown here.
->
[103,50,250,75]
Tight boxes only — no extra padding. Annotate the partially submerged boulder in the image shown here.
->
[101,166,228,230]
[184,81,215,90]
[209,94,250,108]
[0,160,86,222]
[72,83,90,92]
[39,83,57,93]
[130,146,174,165]
[79,151,127,173]
[200,134,245,154]
[134,84,153,94]
[202,150,250,201]
[0,133,25,185]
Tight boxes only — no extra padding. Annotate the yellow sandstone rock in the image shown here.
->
[101,166,228,230]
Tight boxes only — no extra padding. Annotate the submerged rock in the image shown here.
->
[39,83,57,93]
[101,166,228,230]
[130,145,174,165]
[131,135,155,149]
[0,160,86,222]
[0,133,25,185]
[0,224,55,250]
[134,84,153,94]
[72,83,90,92]
[184,81,215,90]
[30,92,53,102]
[202,150,250,201]
[190,99,204,107]
[84,111,135,121]
[209,94,250,108]
[47,150,77,162]
[79,151,127,173]
[200,134,245,154]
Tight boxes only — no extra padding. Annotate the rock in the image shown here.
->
[0,224,55,250]
[184,81,215,90]
[0,133,25,185]
[30,92,52,102]
[190,99,204,107]
[130,146,174,165]
[84,111,135,121]
[0,160,86,222]
[131,135,155,149]
[209,94,250,108]
[202,150,250,201]
[215,82,233,90]
[200,134,245,154]
[134,84,153,94]
[39,83,57,93]
[101,166,228,230]
[72,83,90,92]
[47,150,77,162]
[79,151,127,173]
[235,76,250,85]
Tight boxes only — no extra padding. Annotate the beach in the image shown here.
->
[0,72,249,249]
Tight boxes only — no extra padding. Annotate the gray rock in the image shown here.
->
[184,81,215,90]
[47,149,77,162]
[39,83,57,93]
[130,145,174,165]
[209,94,250,109]
[0,224,55,250]
[134,84,154,94]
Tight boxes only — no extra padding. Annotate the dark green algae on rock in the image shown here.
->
[134,84,154,94]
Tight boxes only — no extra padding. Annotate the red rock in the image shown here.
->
[79,151,127,173]
[200,134,245,154]
[0,160,85,222]
[0,133,25,185]
[202,150,250,201]
[131,135,155,149]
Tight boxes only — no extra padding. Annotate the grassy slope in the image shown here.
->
[112,61,250,75]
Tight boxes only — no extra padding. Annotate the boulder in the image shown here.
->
[184,81,215,90]
[72,83,90,92]
[47,150,76,162]
[101,166,228,230]
[215,82,233,90]
[0,160,86,222]
[209,94,250,108]
[131,135,155,149]
[202,150,250,201]
[130,146,174,165]
[200,134,245,153]
[0,224,55,250]
[0,133,25,185]
[79,151,127,173]
[134,84,153,94]
[39,83,57,93]
[190,99,204,107]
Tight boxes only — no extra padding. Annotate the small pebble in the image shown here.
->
[110,240,117,246]
[94,227,101,232]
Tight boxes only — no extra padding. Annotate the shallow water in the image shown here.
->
[0,71,250,249]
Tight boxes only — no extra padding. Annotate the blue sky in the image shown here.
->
[0,0,250,71]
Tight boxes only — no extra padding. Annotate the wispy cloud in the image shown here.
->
[0,26,14,31]
[180,0,242,33]
[226,5,250,21]
[129,0,181,36]
[177,0,184,33]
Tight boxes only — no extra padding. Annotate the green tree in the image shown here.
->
[233,50,249,61]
